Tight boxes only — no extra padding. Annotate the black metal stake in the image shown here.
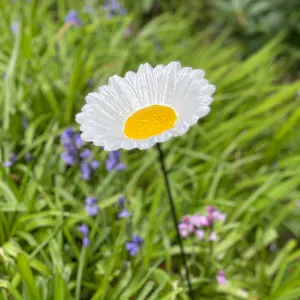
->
[156,144,194,299]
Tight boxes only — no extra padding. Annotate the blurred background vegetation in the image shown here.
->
[1,0,300,299]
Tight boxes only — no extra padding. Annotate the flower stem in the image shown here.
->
[156,144,194,299]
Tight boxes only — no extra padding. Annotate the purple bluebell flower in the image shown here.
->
[64,10,81,26]
[82,236,90,247]
[3,153,17,168]
[61,127,74,141]
[125,234,143,256]
[80,160,99,180]
[85,204,98,216]
[126,242,139,256]
[90,160,100,170]
[103,0,127,17]
[132,235,143,245]
[73,133,84,148]
[216,270,227,285]
[78,224,89,236]
[11,22,19,35]
[106,151,125,171]
[118,208,131,219]
[61,151,77,166]
[85,197,98,216]
[117,196,125,207]
[86,197,97,206]
[80,149,91,159]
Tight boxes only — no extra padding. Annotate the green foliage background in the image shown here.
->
[1,0,300,299]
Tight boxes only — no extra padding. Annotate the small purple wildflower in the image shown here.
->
[78,224,89,236]
[125,234,143,256]
[86,197,97,206]
[60,127,98,181]
[2,153,17,168]
[117,196,125,207]
[189,215,210,227]
[212,210,226,222]
[132,234,143,245]
[61,127,74,140]
[103,0,127,17]
[178,222,193,238]
[216,270,227,286]
[61,151,77,166]
[73,133,84,148]
[85,197,98,216]
[11,22,20,35]
[106,150,125,171]
[90,160,100,170]
[64,10,81,26]
[118,208,131,219]
[82,236,90,247]
[80,149,91,159]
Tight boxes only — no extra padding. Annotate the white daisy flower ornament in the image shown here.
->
[76,61,215,151]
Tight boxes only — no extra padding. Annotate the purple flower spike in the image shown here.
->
[132,235,143,245]
[106,150,125,172]
[61,127,74,140]
[85,197,98,216]
[118,208,131,219]
[86,197,97,206]
[81,163,92,180]
[11,22,19,35]
[117,196,125,207]
[78,224,89,236]
[85,204,98,216]
[125,234,143,256]
[2,153,17,168]
[103,0,127,17]
[61,151,77,166]
[82,236,90,247]
[73,133,84,148]
[64,10,81,26]
[90,160,100,170]
[216,270,227,286]
[80,149,91,159]
[125,242,139,256]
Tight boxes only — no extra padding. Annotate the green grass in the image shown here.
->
[1,1,300,299]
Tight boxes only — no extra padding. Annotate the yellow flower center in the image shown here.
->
[124,105,177,140]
